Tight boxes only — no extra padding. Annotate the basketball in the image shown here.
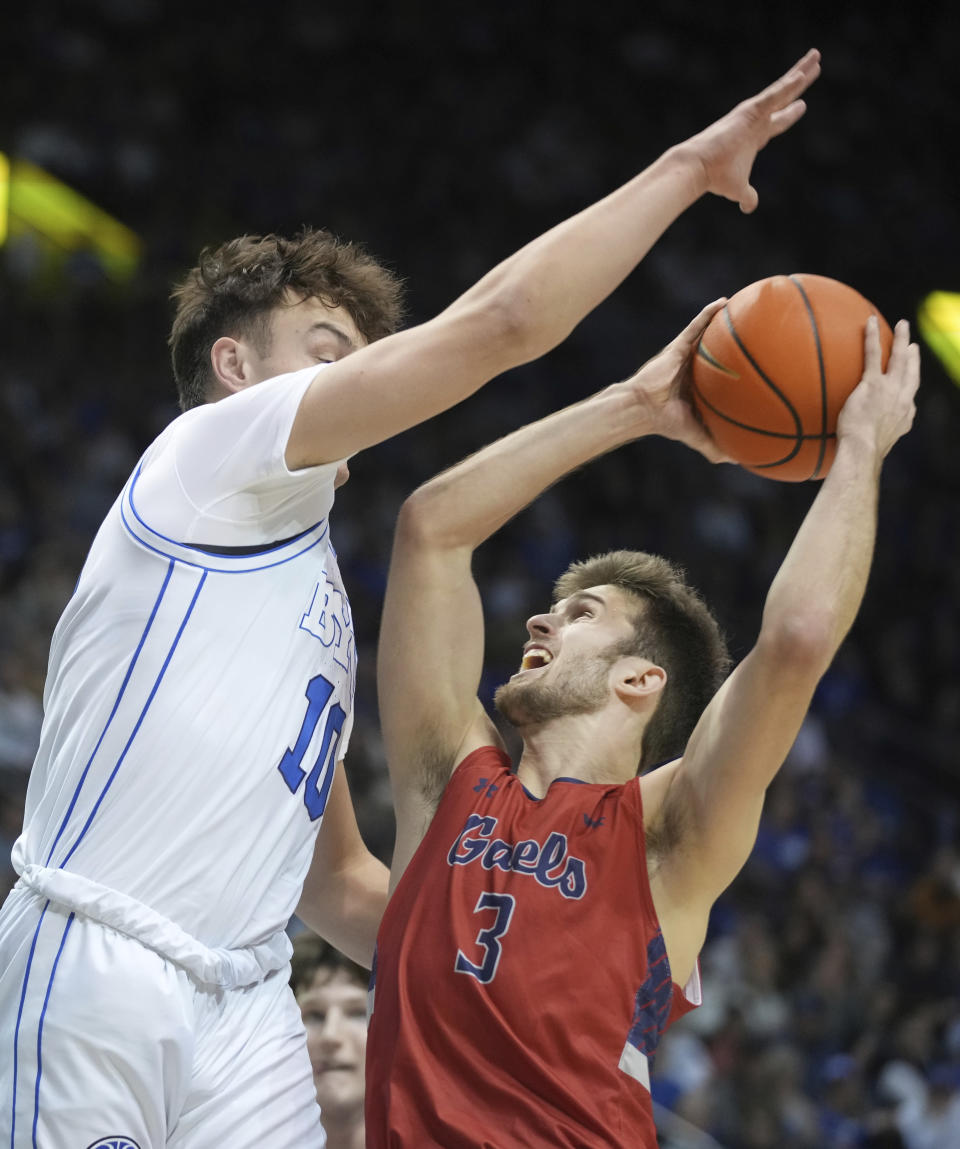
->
[691,274,893,481]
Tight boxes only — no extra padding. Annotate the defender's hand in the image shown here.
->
[624,299,730,463]
[837,317,920,461]
[678,49,821,214]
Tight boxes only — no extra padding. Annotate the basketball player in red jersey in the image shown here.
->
[365,294,920,1142]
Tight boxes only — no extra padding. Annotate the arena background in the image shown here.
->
[0,3,958,1146]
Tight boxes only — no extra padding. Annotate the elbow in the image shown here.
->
[454,289,540,367]
[757,610,838,679]
[396,483,480,556]
[490,290,538,360]
[395,490,438,548]
[394,486,461,551]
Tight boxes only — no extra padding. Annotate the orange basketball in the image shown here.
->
[691,274,893,481]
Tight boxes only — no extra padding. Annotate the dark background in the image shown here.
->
[1,3,958,1146]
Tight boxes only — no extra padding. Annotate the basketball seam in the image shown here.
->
[691,382,837,441]
[717,305,806,467]
[695,344,738,377]
[789,275,829,480]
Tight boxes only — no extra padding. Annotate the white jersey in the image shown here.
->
[10,366,355,952]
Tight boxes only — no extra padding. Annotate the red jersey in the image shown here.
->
[366,745,700,1148]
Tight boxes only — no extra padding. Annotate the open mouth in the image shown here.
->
[519,648,553,672]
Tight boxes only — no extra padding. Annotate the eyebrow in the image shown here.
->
[308,321,357,352]
[554,591,606,613]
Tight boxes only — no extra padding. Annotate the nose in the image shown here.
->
[318,1007,346,1048]
[525,612,557,639]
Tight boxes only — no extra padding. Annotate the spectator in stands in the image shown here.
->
[291,934,368,1149]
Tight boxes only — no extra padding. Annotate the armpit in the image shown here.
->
[643,767,692,872]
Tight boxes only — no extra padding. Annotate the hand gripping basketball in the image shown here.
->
[625,298,730,464]
[837,318,921,461]
[691,274,897,481]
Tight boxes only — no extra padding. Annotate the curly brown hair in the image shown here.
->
[168,227,405,410]
[554,550,731,771]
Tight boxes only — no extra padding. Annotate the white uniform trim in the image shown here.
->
[682,962,703,1006]
[618,1043,651,1091]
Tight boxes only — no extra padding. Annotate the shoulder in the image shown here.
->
[188,368,321,435]
[451,743,512,782]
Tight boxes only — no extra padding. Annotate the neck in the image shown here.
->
[320,1108,365,1149]
[513,707,643,797]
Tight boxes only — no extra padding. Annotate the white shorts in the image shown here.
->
[0,881,326,1148]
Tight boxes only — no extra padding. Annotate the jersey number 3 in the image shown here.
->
[455,892,516,984]
[278,673,346,821]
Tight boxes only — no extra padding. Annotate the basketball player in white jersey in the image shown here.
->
[0,51,821,1148]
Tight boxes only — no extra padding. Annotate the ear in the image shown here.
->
[613,660,666,708]
[210,335,256,395]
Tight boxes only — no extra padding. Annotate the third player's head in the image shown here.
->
[494,550,730,771]
[290,934,369,1128]
[168,227,404,412]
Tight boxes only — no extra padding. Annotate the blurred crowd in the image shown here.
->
[1,3,958,1147]
[653,731,960,1149]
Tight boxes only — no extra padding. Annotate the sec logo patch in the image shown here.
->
[86,1139,141,1149]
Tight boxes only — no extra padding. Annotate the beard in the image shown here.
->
[494,655,612,727]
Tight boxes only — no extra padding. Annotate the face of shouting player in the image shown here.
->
[298,967,368,1116]
[494,585,644,727]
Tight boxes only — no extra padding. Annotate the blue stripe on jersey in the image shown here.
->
[121,466,330,574]
[10,901,49,1149]
[32,913,74,1148]
[626,931,673,1058]
[58,570,208,870]
[44,560,176,868]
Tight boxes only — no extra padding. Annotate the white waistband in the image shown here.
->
[15,864,291,990]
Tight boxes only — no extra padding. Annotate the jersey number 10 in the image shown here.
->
[277,673,346,821]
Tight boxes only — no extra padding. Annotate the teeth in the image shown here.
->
[521,649,553,671]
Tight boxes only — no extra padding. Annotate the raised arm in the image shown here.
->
[379,304,726,879]
[654,318,920,928]
[286,51,820,468]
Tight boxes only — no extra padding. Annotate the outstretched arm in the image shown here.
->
[378,304,726,880]
[654,319,920,930]
[287,51,821,468]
